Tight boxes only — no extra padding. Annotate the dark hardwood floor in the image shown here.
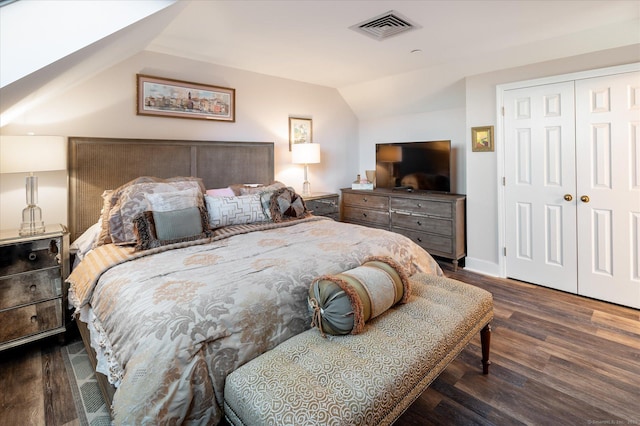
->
[1,262,638,425]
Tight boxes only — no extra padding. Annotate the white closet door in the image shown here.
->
[575,71,640,309]
[504,82,577,292]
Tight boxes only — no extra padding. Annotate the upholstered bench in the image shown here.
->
[224,273,493,426]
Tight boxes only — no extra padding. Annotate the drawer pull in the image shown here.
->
[362,213,368,218]
[417,203,422,208]
[416,221,422,226]
[363,198,368,202]
[30,315,38,323]
[28,252,37,261]
[30,284,37,293]
[417,237,423,242]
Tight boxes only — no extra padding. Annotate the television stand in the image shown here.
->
[341,188,466,270]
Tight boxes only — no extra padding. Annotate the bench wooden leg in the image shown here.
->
[481,323,492,375]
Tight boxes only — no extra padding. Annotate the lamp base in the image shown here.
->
[302,181,311,196]
[19,205,45,236]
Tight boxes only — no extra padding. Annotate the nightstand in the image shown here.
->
[304,193,339,220]
[0,224,70,351]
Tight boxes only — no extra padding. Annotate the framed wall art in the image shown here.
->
[137,74,235,122]
[471,126,494,152]
[289,117,312,151]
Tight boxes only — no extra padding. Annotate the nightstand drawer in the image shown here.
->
[0,299,62,344]
[0,268,62,310]
[306,199,338,216]
[0,237,61,276]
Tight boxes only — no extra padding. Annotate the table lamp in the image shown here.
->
[292,143,321,195]
[0,135,67,235]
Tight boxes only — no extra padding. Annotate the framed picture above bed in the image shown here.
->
[137,74,235,122]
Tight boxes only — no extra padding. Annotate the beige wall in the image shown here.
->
[0,51,358,231]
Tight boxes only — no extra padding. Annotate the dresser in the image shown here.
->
[341,189,466,269]
[0,224,70,351]
[304,193,340,220]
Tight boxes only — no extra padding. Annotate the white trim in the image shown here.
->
[495,62,639,278]
[464,257,501,277]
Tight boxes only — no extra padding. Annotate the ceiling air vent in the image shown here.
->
[350,10,420,41]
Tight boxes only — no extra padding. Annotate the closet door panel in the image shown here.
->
[575,71,640,309]
[504,82,577,292]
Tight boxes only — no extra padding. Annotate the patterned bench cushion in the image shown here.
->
[224,273,494,426]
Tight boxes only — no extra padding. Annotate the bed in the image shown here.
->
[66,137,443,425]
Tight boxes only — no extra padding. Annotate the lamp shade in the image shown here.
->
[377,145,402,163]
[292,143,320,164]
[0,135,67,173]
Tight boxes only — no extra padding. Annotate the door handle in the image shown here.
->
[563,194,573,201]
[580,195,590,203]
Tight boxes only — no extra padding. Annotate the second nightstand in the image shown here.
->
[303,193,339,220]
[0,224,70,351]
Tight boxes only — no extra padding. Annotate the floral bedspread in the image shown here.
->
[67,217,442,425]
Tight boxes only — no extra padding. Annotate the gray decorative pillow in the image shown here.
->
[205,193,268,228]
[108,179,204,245]
[308,256,411,336]
[133,207,211,251]
[97,176,203,247]
[152,207,203,240]
[268,188,309,222]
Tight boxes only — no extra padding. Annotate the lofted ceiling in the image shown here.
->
[146,0,640,90]
[1,0,639,124]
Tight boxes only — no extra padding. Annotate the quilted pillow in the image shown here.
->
[95,176,205,247]
[133,207,211,251]
[206,187,235,197]
[268,188,309,222]
[205,193,268,228]
[146,187,201,212]
[108,179,204,245]
[308,256,411,336]
[230,181,286,196]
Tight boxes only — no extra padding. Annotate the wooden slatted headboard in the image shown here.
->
[68,137,274,242]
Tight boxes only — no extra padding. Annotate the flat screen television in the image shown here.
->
[375,140,451,193]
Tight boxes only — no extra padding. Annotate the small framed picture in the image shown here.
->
[289,117,312,151]
[471,126,494,152]
[137,74,235,122]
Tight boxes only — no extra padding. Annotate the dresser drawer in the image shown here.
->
[343,192,389,210]
[390,198,452,218]
[392,227,453,256]
[0,299,62,344]
[343,207,390,228]
[0,237,61,276]
[0,268,62,310]
[391,212,453,236]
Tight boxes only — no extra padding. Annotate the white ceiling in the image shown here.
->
[1,0,639,125]
[147,0,640,90]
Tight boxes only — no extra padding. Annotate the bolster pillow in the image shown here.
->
[308,256,411,336]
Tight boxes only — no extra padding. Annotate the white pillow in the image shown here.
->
[205,194,268,228]
[145,187,201,212]
[70,222,101,261]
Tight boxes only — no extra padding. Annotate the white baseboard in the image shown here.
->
[463,257,501,277]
